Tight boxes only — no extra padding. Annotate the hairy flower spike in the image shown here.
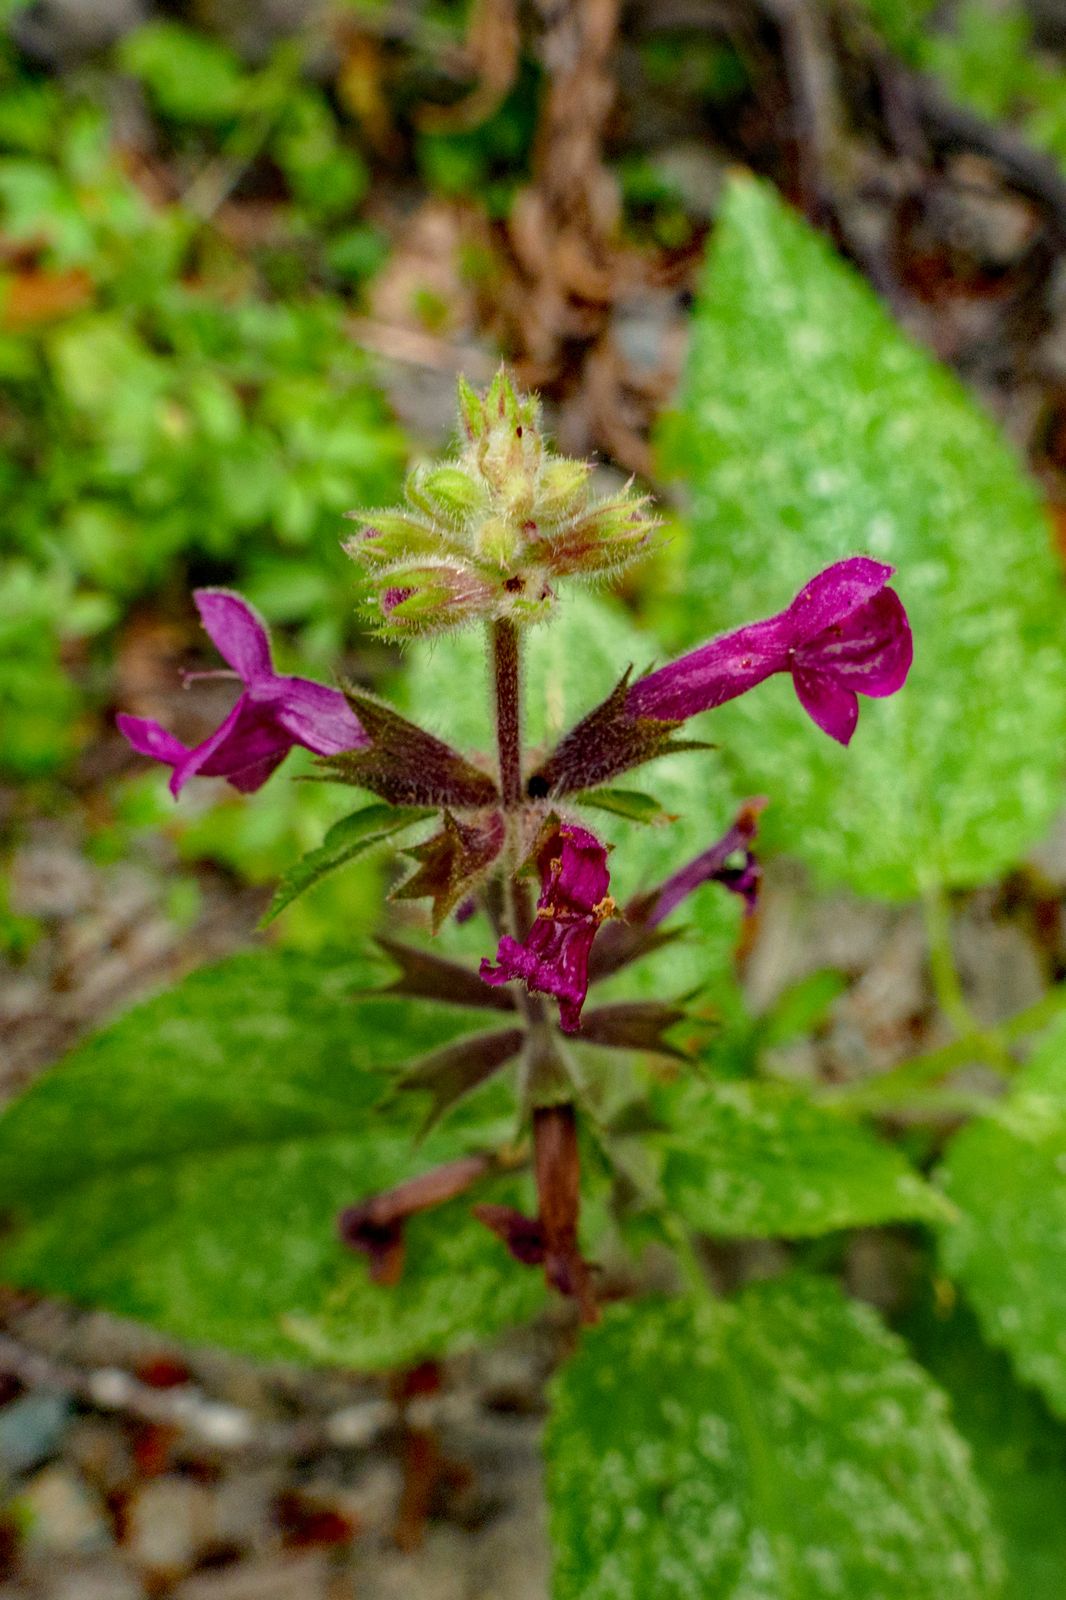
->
[345,369,658,638]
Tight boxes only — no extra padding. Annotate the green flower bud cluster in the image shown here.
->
[344,368,659,637]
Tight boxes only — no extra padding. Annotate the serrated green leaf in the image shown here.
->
[260,803,431,925]
[662,176,1066,897]
[654,1078,950,1237]
[574,787,676,825]
[546,1275,1002,1600]
[905,1292,1066,1600]
[938,1012,1066,1416]
[0,950,538,1366]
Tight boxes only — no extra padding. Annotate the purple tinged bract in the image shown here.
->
[626,557,913,746]
[117,589,367,796]
[480,823,613,1034]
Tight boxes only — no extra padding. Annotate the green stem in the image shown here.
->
[823,983,1066,1114]
[921,884,974,1039]
[580,1110,712,1301]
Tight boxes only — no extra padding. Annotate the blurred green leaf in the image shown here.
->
[661,176,1066,898]
[119,24,246,124]
[546,1276,1002,1600]
[938,1010,1066,1417]
[653,1077,950,1237]
[759,968,847,1047]
[0,950,539,1365]
[905,1292,1066,1600]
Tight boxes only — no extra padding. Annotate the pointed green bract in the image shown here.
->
[938,1012,1066,1417]
[654,1078,951,1237]
[0,951,539,1365]
[662,176,1066,896]
[574,787,676,826]
[260,803,431,925]
[546,1276,1002,1600]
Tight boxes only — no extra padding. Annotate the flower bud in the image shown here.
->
[475,515,520,569]
[343,511,452,567]
[536,459,592,524]
[410,465,486,523]
[345,368,659,638]
[377,564,494,634]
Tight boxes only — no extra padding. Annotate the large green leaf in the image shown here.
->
[662,176,1066,897]
[938,1013,1066,1416]
[546,1276,1001,1600]
[0,950,542,1367]
[404,590,749,1001]
[905,1293,1066,1600]
[654,1078,951,1237]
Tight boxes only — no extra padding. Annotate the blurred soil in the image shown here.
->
[8,0,1066,1593]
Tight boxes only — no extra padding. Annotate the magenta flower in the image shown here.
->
[627,558,912,746]
[644,798,766,925]
[117,589,367,796]
[480,823,614,1033]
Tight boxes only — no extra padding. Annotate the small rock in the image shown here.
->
[300,1462,400,1537]
[20,1465,112,1557]
[611,295,679,378]
[353,1527,471,1600]
[9,847,94,920]
[324,1400,394,1450]
[172,1552,331,1600]
[213,1467,285,1552]
[0,1393,70,1476]
[125,1478,216,1574]
[476,1345,543,1415]
[39,1555,145,1600]
[469,1505,550,1600]
[943,154,1038,266]
[954,910,1045,1026]
[65,1419,135,1497]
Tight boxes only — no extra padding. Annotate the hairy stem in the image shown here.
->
[489,618,564,1098]
[491,618,523,811]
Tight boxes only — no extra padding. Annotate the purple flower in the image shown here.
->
[626,558,913,746]
[117,589,367,796]
[643,798,766,926]
[587,800,766,984]
[480,823,614,1034]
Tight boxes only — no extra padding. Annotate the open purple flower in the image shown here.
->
[480,823,614,1033]
[117,589,367,796]
[626,557,912,746]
